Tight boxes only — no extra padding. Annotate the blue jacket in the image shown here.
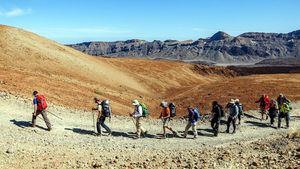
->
[187,108,200,123]
[229,104,239,118]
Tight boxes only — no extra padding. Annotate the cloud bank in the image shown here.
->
[0,8,32,17]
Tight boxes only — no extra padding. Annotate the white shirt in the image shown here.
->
[133,105,143,117]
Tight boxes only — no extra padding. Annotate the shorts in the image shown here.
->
[162,118,170,127]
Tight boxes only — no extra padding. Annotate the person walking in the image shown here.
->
[130,100,147,139]
[211,101,222,136]
[226,99,239,134]
[268,100,278,126]
[278,102,292,129]
[183,106,200,139]
[159,101,178,138]
[92,97,112,136]
[31,91,52,131]
[255,94,270,120]
[235,99,243,125]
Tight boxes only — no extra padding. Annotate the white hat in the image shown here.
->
[235,99,240,102]
[161,101,168,107]
[230,99,235,104]
[132,100,139,106]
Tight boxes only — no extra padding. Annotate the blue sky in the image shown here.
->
[0,0,300,44]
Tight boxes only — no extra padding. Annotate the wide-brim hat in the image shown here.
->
[132,99,139,106]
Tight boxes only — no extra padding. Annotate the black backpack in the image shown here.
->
[169,102,176,118]
[219,105,225,117]
[101,100,111,117]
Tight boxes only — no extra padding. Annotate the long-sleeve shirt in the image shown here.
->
[229,104,239,118]
[133,105,143,118]
[212,105,222,119]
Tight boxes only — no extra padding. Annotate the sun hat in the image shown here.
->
[132,99,139,106]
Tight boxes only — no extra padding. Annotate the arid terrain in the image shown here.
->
[1,25,300,168]
[1,25,300,116]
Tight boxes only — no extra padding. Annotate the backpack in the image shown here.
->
[36,95,47,111]
[237,103,243,115]
[219,105,225,117]
[101,100,111,117]
[140,103,149,117]
[286,101,292,111]
[168,102,176,118]
[193,108,201,122]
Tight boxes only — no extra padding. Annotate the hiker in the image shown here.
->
[211,101,223,136]
[226,99,239,134]
[92,97,112,136]
[130,100,147,138]
[235,99,243,125]
[268,100,278,126]
[183,106,201,139]
[255,94,270,120]
[31,91,52,131]
[278,102,292,129]
[159,101,178,138]
[277,94,290,107]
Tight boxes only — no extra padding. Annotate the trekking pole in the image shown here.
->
[131,117,136,126]
[46,110,63,120]
[93,111,96,133]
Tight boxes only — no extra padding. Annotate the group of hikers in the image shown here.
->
[31,91,293,139]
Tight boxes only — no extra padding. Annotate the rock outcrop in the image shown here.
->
[68,30,300,63]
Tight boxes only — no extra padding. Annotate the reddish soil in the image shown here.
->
[1,25,300,117]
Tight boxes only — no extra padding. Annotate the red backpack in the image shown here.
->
[36,95,48,111]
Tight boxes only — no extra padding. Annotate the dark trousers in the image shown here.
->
[96,116,111,134]
[32,110,52,130]
[269,113,276,125]
[226,116,236,133]
[238,114,242,124]
[211,118,220,136]
[270,116,275,125]
[278,112,290,128]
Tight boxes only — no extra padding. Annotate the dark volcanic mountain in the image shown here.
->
[68,30,300,63]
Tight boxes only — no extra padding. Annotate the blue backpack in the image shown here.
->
[193,108,201,122]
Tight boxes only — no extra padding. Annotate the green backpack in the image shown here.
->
[280,102,292,113]
[140,103,149,117]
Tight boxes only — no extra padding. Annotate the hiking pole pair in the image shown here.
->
[46,110,63,120]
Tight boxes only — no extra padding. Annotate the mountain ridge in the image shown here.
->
[68,30,300,63]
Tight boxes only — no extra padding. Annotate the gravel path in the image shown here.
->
[0,92,299,169]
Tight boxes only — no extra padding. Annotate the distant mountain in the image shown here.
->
[67,30,300,63]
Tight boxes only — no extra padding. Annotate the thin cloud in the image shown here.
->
[0,8,32,17]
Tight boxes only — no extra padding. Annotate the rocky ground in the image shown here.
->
[0,92,299,169]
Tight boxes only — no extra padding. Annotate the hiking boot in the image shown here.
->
[133,136,140,139]
[214,131,218,137]
[141,131,148,137]
[173,131,179,137]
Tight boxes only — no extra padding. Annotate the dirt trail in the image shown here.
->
[1,92,299,168]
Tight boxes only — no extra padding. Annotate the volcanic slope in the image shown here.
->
[0,25,220,116]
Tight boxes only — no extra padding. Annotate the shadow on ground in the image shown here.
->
[244,120,276,129]
[65,128,95,135]
[10,119,49,131]
[244,113,261,120]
